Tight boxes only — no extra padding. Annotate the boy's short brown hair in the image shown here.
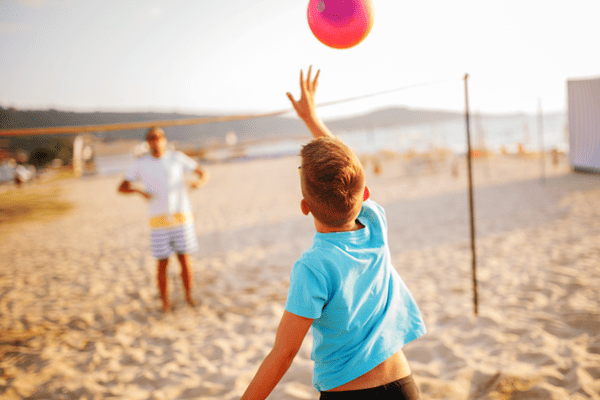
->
[300,137,365,227]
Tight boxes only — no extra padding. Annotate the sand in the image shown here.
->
[1,151,599,399]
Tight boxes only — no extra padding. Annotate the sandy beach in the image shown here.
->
[1,151,599,399]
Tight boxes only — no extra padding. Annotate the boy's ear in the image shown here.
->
[300,199,311,216]
[363,186,370,201]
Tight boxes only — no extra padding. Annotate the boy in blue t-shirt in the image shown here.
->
[241,67,426,400]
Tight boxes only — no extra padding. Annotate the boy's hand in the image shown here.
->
[286,66,320,122]
[286,66,334,139]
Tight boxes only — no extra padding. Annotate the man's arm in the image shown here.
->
[240,311,313,400]
[286,66,334,140]
[117,180,151,199]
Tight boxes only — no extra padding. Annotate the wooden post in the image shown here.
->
[463,74,478,316]
[73,135,83,178]
[538,98,546,183]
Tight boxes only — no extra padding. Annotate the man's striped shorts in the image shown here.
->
[150,223,199,260]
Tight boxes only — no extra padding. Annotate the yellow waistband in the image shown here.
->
[149,212,192,228]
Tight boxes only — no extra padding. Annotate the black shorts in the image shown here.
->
[320,374,420,400]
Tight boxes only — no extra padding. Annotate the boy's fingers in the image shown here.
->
[312,69,320,92]
[300,71,308,97]
[286,93,301,115]
[307,66,312,86]
[286,92,296,105]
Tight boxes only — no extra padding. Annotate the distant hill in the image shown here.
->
[325,108,463,131]
[0,106,463,146]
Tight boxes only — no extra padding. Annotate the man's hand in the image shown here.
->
[118,180,152,199]
[190,168,209,189]
[190,180,205,189]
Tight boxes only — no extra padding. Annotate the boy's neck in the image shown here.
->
[314,218,364,234]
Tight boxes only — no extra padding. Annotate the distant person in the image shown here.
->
[14,164,31,187]
[118,127,209,312]
[241,67,426,400]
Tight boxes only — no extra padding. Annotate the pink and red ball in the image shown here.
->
[307,0,374,49]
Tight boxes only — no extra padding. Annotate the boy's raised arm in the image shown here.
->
[286,66,334,140]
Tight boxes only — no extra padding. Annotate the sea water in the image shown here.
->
[338,113,567,155]
[94,113,568,175]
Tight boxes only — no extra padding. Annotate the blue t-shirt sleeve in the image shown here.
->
[360,199,387,232]
[285,261,328,319]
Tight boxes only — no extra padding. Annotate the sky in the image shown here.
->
[1,0,598,120]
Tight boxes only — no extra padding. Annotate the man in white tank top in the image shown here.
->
[118,127,209,312]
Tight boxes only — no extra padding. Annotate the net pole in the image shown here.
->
[538,98,546,184]
[463,73,478,316]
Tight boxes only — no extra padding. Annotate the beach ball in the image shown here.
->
[307,0,374,49]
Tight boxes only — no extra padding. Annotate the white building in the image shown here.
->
[567,76,600,173]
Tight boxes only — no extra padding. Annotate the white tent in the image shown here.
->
[568,76,600,173]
